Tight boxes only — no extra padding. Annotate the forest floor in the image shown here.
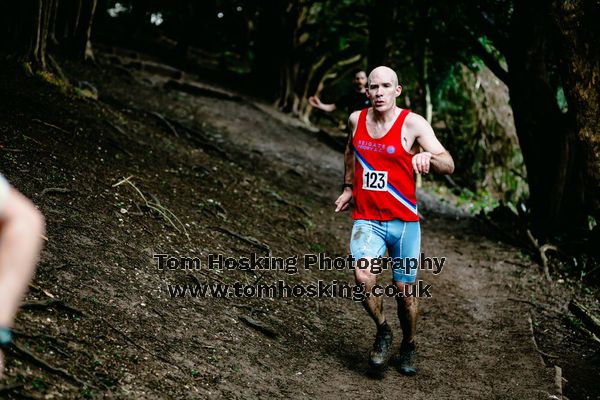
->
[0,50,598,400]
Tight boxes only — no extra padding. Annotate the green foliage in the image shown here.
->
[556,85,568,113]
[433,63,528,206]
[309,243,324,252]
[31,377,46,390]
[589,216,597,231]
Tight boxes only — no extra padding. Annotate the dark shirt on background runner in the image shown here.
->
[338,91,371,115]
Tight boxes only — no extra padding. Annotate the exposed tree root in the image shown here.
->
[9,343,94,388]
[209,226,271,256]
[20,299,83,316]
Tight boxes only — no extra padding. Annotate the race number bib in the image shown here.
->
[362,170,388,191]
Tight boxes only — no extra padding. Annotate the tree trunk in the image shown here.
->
[48,0,60,45]
[72,0,96,59]
[24,0,50,70]
[553,0,600,225]
[298,53,361,123]
[1,0,99,73]
[252,0,291,101]
[506,0,587,237]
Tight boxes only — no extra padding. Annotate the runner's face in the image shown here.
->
[353,72,367,90]
[367,72,401,112]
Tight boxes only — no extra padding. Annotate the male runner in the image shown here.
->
[309,69,371,116]
[0,174,45,379]
[334,66,454,375]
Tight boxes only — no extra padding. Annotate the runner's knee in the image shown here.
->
[354,267,376,285]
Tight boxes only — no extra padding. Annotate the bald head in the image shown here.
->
[368,66,399,87]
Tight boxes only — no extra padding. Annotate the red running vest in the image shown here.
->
[352,108,419,221]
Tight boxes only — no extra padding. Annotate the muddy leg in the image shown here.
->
[355,257,385,325]
[395,282,418,344]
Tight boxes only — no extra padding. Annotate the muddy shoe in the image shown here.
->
[398,341,417,376]
[369,322,393,370]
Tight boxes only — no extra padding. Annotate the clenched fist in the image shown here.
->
[412,151,432,174]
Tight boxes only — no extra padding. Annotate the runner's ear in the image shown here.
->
[395,84,402,97]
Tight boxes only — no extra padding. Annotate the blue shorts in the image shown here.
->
[350,219,421,283]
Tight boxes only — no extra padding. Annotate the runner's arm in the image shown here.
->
[409,113,454,175]
[335,111,360,212]
[0,186,45,328]
[0,179,45,379]
[343,111,361,185]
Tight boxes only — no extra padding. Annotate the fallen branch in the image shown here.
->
[507,297,563,315]
[164,79,242,101]
[535,348,559,359]
[233,304,268,315]
[209,226,271,255]
[266,191,310,217]
[9,342,94,388]
[27,283,56,298]
[100,95,229,159]
[164,117,230,159]
[32,119,70,135]
[150,111,179,137]
[12,329,69,346]
[554,365,563,399]
[526,229,559,281]
[13,329,73,358]
[238,315,277,338]
[569,299,600,338]
[526,313,547,367]
[106,121,126,136]
[20,299,83,316]
[566,315,600,343]
[105,136,133,157]
[504,260,531,268]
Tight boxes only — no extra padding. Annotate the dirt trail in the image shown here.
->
[0,57,564,399]
[138,69,558,400]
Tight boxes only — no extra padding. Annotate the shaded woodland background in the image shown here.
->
[1,0,599,277]
[1,2,600,398]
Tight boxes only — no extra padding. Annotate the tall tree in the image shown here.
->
[252,0,368,121]
[1,0,98,72]
[553,0,600,228]
[438,0,595,238]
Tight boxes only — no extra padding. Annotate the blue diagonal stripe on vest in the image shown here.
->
[353,146,418,215]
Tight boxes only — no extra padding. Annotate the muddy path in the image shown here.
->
[0,55,592,399]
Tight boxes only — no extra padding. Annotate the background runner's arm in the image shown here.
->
[308,96,336,112]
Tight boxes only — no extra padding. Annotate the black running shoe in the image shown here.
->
[398,341,417,376]
[369,323,393,370]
